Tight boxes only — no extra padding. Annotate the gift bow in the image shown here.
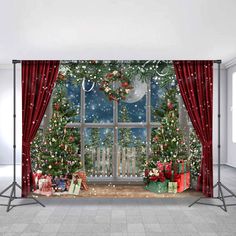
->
[149,172,166,182]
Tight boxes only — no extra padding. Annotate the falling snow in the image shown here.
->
[65,78,166,145]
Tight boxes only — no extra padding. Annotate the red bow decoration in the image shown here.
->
[149,172,166,182]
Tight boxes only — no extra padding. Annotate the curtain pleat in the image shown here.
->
[173,60,213,197]
[21,60,59,197]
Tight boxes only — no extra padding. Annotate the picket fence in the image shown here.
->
[85,147,142,177]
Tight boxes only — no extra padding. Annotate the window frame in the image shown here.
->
[66,80,162,178]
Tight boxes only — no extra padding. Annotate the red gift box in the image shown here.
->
[156,161,172,172]
[173,160,190,174]
[174,171,190,193]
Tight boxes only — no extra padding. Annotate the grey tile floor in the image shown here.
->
[0,165,236,236]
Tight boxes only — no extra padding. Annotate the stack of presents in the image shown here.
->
[32,170,89,196]
[144,160,190,194]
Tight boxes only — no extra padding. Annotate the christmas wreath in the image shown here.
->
[99,70,133,102]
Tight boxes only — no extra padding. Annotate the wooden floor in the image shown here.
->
[33,184,203,198]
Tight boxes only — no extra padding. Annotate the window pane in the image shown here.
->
[84,128,114,177]
[118,90,146,123]
[151,78,164,122]
[85,82,113,123]
[118,128,146,177]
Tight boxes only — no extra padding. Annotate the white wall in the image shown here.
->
[226,59,236,167]
[213,65,227,165]
[1,0,236,63]
[0,64,21,165]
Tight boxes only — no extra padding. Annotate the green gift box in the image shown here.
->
[145,180,169,193]
[168,182,178,194]
[173,160,190,174]
[68,178,82,195]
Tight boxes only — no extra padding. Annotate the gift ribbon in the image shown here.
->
[184,173,186,190]
[73,183,76,194]
[174,160,190,174]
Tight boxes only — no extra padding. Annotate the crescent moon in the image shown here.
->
[82,78,95,92]
[125,75,147,103]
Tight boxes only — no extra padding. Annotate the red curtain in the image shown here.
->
[173,60,213,197]
[22,60,59,197]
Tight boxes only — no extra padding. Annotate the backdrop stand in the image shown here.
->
[189,60,236,212]
[0,60,45,212]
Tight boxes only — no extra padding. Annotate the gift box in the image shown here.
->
[155,161,172,180]
[41,175,52,192]
[74,171,89,191]
[32,170,43,190]
[53,176,67,192]
[34,175,53,196]
[173,160,190,174]
[174,171,190,193]
[156,161,172,172]
[68,176,82,195]
[38,178,47,191]
[168,182,178,194]
[145,180,169,193]
[58,179,66,191]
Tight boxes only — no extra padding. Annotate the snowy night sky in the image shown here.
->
[66,78,163,145]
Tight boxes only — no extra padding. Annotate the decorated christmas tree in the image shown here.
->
[119,105,132,147]
[31,74,82,177]
[90,122,100,148]
[103,129,113,148]
[150,88,188,165]
[189,129,202,181]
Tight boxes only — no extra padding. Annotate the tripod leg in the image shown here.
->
[219,184,227,212]
[6,185,15,212]
[189,197,202,207]
[0,183,14,196]
[30,196,45,207]
[221,183,236,198]
[213,183,218,188]
[15,183,45,207]
[15,183,22,190]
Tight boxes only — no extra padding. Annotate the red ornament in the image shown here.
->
[69,136,75,142]
[109,94,118,101]
[153,136,159,143]
[167,102,173,110]
[121,82,129,88]
[53,103,60,111]
[106,73,114,79]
